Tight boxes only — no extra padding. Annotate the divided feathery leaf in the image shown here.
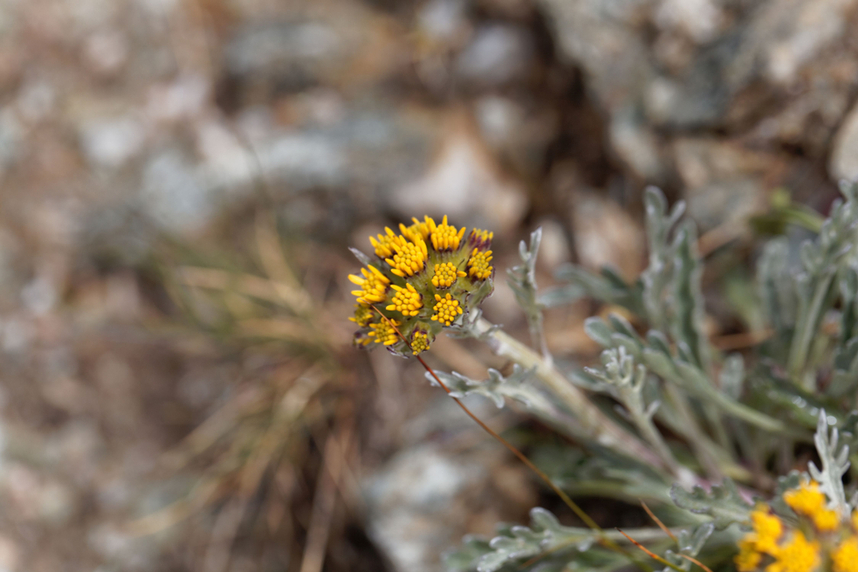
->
[428,365,539,409]
[808,409,850,514]
[719,354,745,400]
[452,508,597,572]
[669,223,710,372]
[641,187,686,333]
[787,184,858,380]
[348,246,374,267]
[445,308,501,341]
[444,536,494,572]
[508,228,551,362]
[546,265,644,314]
[670,479,752,530]
[661,523,715,572]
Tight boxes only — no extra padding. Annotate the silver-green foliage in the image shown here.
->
[446,183,858,572]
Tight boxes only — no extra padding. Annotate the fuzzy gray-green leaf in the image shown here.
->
[670,479,752,529]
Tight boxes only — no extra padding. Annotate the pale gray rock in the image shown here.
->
[140,150,214,234]
[80,116,146,170]
[830,102,858,183]
[454,24,534,87]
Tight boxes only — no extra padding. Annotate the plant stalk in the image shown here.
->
[475,318,670,474]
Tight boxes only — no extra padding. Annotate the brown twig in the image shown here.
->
[641,501,676,541]
[616,529,684,572]
[679,554,714,572]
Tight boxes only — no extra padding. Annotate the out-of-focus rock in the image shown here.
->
[0,463,76,524]
[83,29,129,76]
[0,110,22,177]
[540,0,858,195]
[536,218,571,271]
[0,534,19,572]
[473,96,557,179]
[672,138,776,231]
[539,0,652,113]
[141,150,213,234]
[391,116,528,234]
[88,523,158,571]
[79,115,146,170]
[454,24,535,87]
[417,0,469,44]
[653,0,725,44]
[608,107,664,181]
[830,102,858,182]
[220,7,405,100]
[752,0,856,86]
[473,96,525,151]
[365,444,534,572]
[570,190,645,281]
[145,74,210,124]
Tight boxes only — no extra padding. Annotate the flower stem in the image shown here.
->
[474,318,671,474]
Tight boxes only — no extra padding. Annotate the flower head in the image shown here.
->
[370,227,408,258]
[349,265,390,305]
[833,536,858,572]
[432,293,463,326]
[428,215,466,251]
[736,538,763,572]
[403,217,432,241]
[411,330,431,355]
[432,262,466,289]
[386,283,423,317]
[734,476,852,572]
[767,531,819,572]
[385,238,428,278]
[368,318,400,346]
[468,248,493,280]
[750,507,783,555]
[468,228,493,250]
[785,481,826,517]
[348,215,494,357]
[350,304,374,327]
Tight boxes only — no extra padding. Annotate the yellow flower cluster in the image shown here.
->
[368,318,400,346]
[432,262,466,289]
[429,215,466,251]
[349,265,390,304]
[348,215,495,356]
[785,482,840,532]
[736,479,858,572]
[467,248,493,280]
[386,283,423,316]
[386,239,429,278]
[431,293,463,325]
[411,330,430,355]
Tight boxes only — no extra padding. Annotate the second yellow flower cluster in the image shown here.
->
[736,479,858,572]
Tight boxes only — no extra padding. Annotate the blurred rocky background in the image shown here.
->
[0,0,855,570]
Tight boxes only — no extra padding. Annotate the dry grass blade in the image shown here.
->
[177,266,284,304]
[679,554,714,572]
[641,501,676,541]
[126,479,221,536]
[616,529,684,572]
[237,317,314,341]
[255,214,314,315]
[300,426,354,572]
[238,370,324,497]
[204,496,251,572]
